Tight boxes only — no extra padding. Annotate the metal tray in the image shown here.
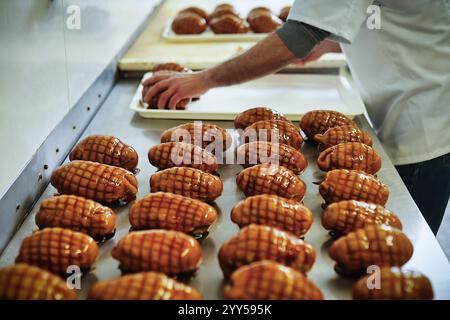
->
[1,79,450,300]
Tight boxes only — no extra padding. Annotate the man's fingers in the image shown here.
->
[142,74,169,87]
[157,86,176,109]
[143,82,166,104]
[168,94,182,110]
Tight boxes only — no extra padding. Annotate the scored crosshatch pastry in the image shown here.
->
[248,12,282,33]
[111,230,202,276]
[319,169,389,206]
[314,125,373,151]
[224,261,323,300]
[317,142,382,174]
[178,7,209,23]
[352,267,434,300]
[150,167,223,202]
[129,192,217,238]
[15,227,99,275]
[0,264,77,300]
[236,163,306,201]
[160,122,232,151]
[300,110,357,140]
[171,12,207,35]
[243,120,304,149]
[328,225,414,275]
[69,135,139,171]
[210,14,249,34]
[51,160,138,204]
[218,224,316,277]
[35,195,117,240]
[87,271,202,300]
[236,141,308,174]
[322,200,402,235]
[231,194,314,237]
[148,142,218,173]
[279,6,291,22]
[234,107,290,129]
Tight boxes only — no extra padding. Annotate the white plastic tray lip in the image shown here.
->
[162,20,267,43]
[130,73,366,120]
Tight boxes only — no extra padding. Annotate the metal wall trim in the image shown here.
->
[0,1,162,254]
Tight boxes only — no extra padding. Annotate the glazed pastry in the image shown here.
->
[214,3,235,12]
[148,142,218,173]
[152,62,190,73]
[279,6,291,22]
[328,225,413,274]
[314,125,373,152]
[319,169,389,206]
[218,224,316,277]
[0,264,77,300]
[160,122,232,152]
[179,7,209,22]
[224,261,323,300]
[69,135,139,171]
[111,230,202,276]
[171,12,207,34]
[243,120,304,149]
[234,107,289,129]
[247,7,271,22]
[16,227,98,275]
[352,267,434,300]
[210,14,249,34]
[88,271,202,300]
[129,192,217,237]
[248,12,282,33]
[35,195,116,240]
[300,110,357,140]
[322,200,402,235]
[236,141,307,174]
[236,163,306,201]
[150,167,223,202]
[51,160,138,203]
[317,142,382,174]
[231,195,314,237]
[141,84,190,110]
[210,4,238,20]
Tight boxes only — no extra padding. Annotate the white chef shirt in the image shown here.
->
[289,0,450,165]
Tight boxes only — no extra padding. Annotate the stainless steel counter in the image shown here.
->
[1,79,449,300]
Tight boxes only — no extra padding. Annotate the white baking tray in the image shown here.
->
[130,73,366,120]
[162,20,268,43]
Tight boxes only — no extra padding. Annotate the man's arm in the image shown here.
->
[143,23,329,109]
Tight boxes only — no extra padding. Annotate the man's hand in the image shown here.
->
[142,71,213,109]
[294,40,342,65]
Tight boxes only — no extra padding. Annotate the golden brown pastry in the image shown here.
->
[236,163,306,201]
[171,12,207,34]
[214,3,235,12]
[152,62,190,73]
[210,14,249,34]
[234,107,289,129]
[111,230,202,276]
[279,6,291,22]
[35,195,116,240]
[51,160,138,204]
[314,125,373,152]
[179,7,209,22]
[129,192,217,237]
[210,4,238,20]
[317,142,382,174]
[231,194,313,237]
[148,142,218,173]
[243,120,304,149]
[218,224,316,277]
[352,267,434,300]
[16,227,98,275]
[300,110,357,140]
[150,167,223,202]
[322,200,402,235]
[236,141,307,174]
[328,225,413,274]
[319,169,389,206]
[224,261,323,300]
[248,12,282,33]
[247,7,271,22]
[0,264,77,300]
[141,84,191,110]
[87,271,202,300]
[161,122,232,152]
[69,135,138,171]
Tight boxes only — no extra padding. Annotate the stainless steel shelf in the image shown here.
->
[1,79,449,300]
